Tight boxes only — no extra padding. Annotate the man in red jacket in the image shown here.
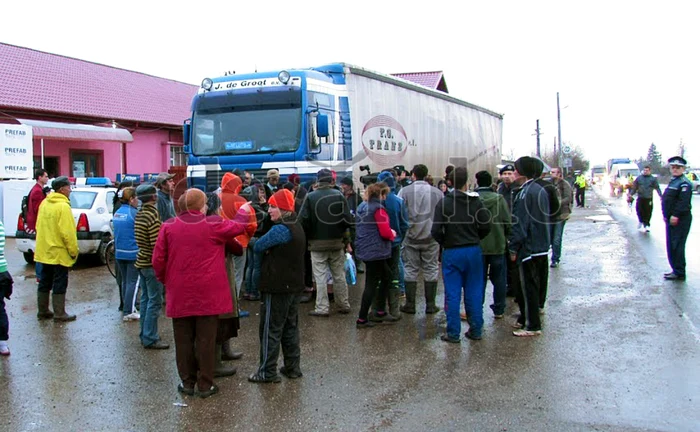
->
[25,169,49,234]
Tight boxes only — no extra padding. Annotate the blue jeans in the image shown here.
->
[0,272,12,341]
[35,262,43,281]
[138,267,163,346]
[245,238,262,297]
[116,260,139,315]
[442,246,484,339]
[550,220,567,263]
[482,254,507,315]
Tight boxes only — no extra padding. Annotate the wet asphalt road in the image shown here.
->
[1,189,699,431]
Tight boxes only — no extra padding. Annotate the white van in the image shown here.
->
[609,163,640,196]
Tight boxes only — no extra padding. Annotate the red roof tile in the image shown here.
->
[391,71,449,93]
[0,43,198,127]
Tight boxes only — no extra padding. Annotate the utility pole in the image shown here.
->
[534,119,542,157]
[557,92,563,174]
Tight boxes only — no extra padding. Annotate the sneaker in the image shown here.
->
[197,384,220,398]
[511,321,524,329]
[645,226,650,232]
[493,313,504,319]
[513,329,542,337]
[123,312,140,322]
[308,310,330,317]
[550,261,559,268]
[0,342,10,356]
[239,310,250,318]
[336,307,351,315]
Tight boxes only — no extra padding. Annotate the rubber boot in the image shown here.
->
[37,291,54,320]
[400,281,417,314]
[52,294,76,322]
[424,281,440,314]
[388,288,401,321]
[214,344,237,377]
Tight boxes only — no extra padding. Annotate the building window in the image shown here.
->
[170,145,187,167]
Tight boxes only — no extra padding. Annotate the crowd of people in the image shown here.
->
[1,154,691,397]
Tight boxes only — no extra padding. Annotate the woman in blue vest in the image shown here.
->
[355,183,396,328]
[113,187,140,321]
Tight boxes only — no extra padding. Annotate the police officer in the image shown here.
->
[662,156,693,280]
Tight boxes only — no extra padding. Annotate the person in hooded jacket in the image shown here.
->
[369,171,409,321]
[432,167,491,342]
[355,183,396,328]
[249,189,306,383]
[508,157,550,337]
[152,188,253,398]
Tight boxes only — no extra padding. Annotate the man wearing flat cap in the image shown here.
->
[662,156,693,280]
[34,176,79,322]
[266,169,281,196]
[154,172,176,223]
[134,184,169,349]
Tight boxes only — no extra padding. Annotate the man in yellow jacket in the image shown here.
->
[35,176,79,322]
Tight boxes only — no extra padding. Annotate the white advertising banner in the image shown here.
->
[1,124,34,179]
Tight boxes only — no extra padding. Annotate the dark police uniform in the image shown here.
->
[662,157,693,280]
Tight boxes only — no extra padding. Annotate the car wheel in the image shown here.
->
[96,240,109,265]
[23,251,35,264]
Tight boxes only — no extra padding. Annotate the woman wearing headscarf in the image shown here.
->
[152,188,253,398]
[248,189,306,383]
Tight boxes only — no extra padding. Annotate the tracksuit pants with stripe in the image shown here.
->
[255,293,301,379]
[515,255,548,331]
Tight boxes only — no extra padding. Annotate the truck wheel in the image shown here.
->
[23,251,35,264]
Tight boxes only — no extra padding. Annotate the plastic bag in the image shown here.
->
[344,253,357,286]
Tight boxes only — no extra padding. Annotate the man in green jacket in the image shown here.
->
[475,171,511,318]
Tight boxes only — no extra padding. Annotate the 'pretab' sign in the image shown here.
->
[1,125,33,179]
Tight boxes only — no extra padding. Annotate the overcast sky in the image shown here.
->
[1,0,697,167]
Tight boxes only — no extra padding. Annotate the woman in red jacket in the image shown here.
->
[152,188,252,399]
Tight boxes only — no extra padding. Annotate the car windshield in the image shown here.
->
[70,191,97,209]
[620,170,639,178]
[192,107,302,156]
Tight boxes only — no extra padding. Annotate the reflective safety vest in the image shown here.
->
[575,175,586,188]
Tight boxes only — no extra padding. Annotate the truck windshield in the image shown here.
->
[192,108,302,156]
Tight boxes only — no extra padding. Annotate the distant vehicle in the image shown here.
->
[688,171,700,194]
[609,163,640,196]
[15,180,116,264]
[590,165,606,184]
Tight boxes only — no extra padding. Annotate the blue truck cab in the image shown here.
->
[184,64,353,191]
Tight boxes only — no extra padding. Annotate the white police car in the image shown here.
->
[15,178,117,264]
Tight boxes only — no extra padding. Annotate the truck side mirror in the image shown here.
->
[183,120,191,153]
[316,114,330,138]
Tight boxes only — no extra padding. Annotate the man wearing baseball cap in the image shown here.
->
[34,176,79,322]
[154,172,176,223]
[662,156,693,280]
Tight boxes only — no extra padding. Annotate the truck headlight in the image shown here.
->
[278,70,290,84]
[201,78,213,91]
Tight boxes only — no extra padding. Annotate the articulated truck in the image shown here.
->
[183,63,503,190]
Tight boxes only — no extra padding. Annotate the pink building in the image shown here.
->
[0,43,197,181]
